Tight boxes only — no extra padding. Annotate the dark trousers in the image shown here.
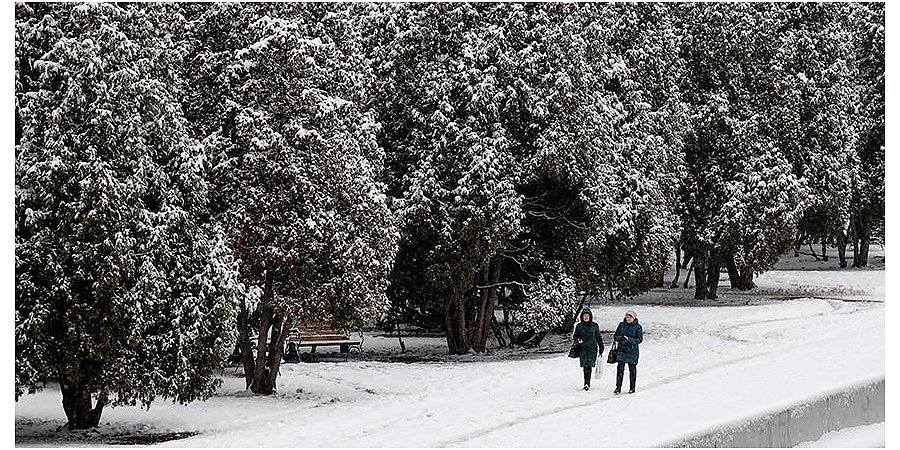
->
[583,366,593,386]
[616,362,637,390]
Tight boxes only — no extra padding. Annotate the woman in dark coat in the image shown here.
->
[613,309,643,394]
[573,308,604,391]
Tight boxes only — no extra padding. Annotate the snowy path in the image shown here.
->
[15,293,884,447]
[458,300,884,447]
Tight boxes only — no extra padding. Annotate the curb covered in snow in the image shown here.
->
[660,378,885,448]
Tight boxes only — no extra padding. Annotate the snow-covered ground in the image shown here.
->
[756,244,884,300]
[771,244,885,271]
[796,422,885,448]
[753,270,884,300]
[15,264,885,447]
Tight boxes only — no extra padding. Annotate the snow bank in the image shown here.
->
[796,422,885,448]
[661,379,885,447]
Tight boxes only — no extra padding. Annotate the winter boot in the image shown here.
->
[613,387,621,395]
[628,388,635,394]
[583,384,590,391]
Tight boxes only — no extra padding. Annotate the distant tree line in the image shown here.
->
[15,2,883,427]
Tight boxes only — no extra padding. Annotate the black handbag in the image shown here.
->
[568,341,581,358]
[606,341,618,364]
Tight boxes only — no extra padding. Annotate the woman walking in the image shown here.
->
[573,308,604,391]
[613,310,643,394]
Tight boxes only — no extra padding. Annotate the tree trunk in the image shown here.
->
[60,378,107,430]
[669,245,681,289]
[490,316,506,348]
[262,314,283,393]
[725,254,740,289]
[471,257,501,353]
[822,242,828,262]
[705,252,721,299]
[247,307,292,395]
[397,323,407,353]
[693,253,708,300]
[837,229,848,268]
[502,307,516,345]
[851,215,872,267]
[251,303,272,393]
[725,254,756,291]
[484,259,501,341]
[858,236,870,267]
[237,300,255,389]
[681,252,693,270]
[244,268,281,395]
[259,312,291,394]
[445,290,470,355]
[683,261,693,289]
[737,268,756,290]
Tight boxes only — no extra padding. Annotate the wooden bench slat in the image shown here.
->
[299,335,346,342]
[295,339,362,347]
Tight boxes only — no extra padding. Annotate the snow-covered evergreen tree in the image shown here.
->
[846,2,884,267]
[559,3,686,297]
[482,3,685,309]
[677,3,852,297]
[767,4,860,266]
[15,3,243,429]
[366,4,687,350]
[513,270,576,333]
[675,3,879,295]
[190,4,399,393]
[365,4,523,354]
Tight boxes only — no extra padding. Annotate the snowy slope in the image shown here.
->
[15,294,884,447]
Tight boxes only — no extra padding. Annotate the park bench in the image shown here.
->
[283,322,364,362]
[228,322,364,368]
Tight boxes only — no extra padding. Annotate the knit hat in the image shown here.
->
[625,310,637,319]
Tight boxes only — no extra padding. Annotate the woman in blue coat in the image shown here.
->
[573,308,604,391]
[613,310,643,394]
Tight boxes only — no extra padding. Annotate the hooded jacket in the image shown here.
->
[613,316,643,364]
[573,308,604,368]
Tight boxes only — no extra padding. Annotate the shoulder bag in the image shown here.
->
[606,340,618,364]
[568,340,581,358]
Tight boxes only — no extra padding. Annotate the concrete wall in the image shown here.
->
[662,378,885,447]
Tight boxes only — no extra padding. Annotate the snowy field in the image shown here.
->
[15,264,885,447]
